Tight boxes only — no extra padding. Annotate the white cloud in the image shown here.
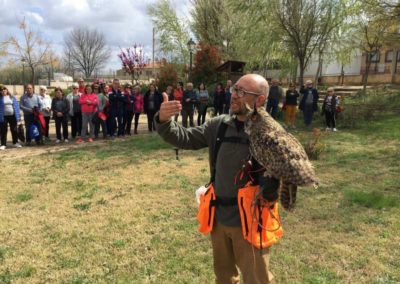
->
[0,0,191,71]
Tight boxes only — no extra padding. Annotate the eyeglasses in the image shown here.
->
[232,86,262,97]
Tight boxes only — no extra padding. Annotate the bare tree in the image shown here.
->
[63,27,110,78]
[5,18,52,87]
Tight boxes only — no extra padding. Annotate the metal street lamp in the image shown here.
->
[187,38,196,82]
[21,58,26,86]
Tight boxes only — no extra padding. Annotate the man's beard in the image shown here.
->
[231,103,247,116]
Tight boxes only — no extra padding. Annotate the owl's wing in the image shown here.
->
[251,126,316,185]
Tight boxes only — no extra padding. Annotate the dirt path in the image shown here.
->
[0,120,153,161]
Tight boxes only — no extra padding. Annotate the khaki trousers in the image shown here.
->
[210,223,275,284]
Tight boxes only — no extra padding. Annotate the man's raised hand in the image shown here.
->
[159,92,182,123]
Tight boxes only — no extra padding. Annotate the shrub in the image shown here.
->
[299,128,326,160]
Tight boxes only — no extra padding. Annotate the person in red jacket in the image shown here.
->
[77,84,99,143]
[173,81,184,122]
[133,85,144,134]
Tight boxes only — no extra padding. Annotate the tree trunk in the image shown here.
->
[315,51,323,87]
[30,66,35,89]
[340,65,345,86]
[363,57,371,95]
[292,61,298,84]
[391,48,398,84]
[299,57,305,87]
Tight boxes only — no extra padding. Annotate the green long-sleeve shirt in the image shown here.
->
[156,114,253,227]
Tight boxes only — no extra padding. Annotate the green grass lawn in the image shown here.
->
[0,113,399,283]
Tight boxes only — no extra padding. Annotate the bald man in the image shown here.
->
[155,74,280,283]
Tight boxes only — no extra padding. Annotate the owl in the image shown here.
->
[244,106,318,211]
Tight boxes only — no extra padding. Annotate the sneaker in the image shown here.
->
[88,138,93,143]
[0,145,6,150]
[56,139,61,143]
[13,143,22,148]
[76,138,84,144]
[325,127,331,131]
[64,139,69,143]
[45,137,51,142]
[333,128,337,132]
[25,141,31,146]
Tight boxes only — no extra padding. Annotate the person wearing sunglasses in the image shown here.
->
[155,74,280,283]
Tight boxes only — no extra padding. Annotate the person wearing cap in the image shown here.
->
[38,86,52,141]
[284,83,300,128]
[0,86,22,150]
[20,84,43,145]
[77,78,85,93]
[66,83,82,139]
[321,87,338,131]
[266,78,284,119]
[77,84,99,143]
[51,87,70,143]
[299,79,319,127]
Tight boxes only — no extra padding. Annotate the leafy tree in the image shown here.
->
[350,0,394,92]
[147,0,191,65]
[190,0,237,58]
[63,27,110,78]
[192,42,221,85]
[158,61,179,92]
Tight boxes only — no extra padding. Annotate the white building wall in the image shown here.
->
[303,50,362,76]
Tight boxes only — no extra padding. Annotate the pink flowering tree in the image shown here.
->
[118,44,147,84]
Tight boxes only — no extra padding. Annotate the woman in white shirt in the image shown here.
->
[39,86,52,140]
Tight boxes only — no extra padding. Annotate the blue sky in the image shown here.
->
[0,0,191,72]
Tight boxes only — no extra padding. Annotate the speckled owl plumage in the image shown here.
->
[244,107,318,211]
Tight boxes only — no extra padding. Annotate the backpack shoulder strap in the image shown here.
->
[210,121,228,183]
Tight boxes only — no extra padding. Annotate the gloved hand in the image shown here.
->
[259,175,280,202]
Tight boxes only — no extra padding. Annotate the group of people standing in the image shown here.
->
[0,77,341,150]
[0,79,146,149]
[163,80,233,128]
[266,79,340,131]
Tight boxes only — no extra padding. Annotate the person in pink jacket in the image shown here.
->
[133,85,144,134]
[77,84,99,143]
